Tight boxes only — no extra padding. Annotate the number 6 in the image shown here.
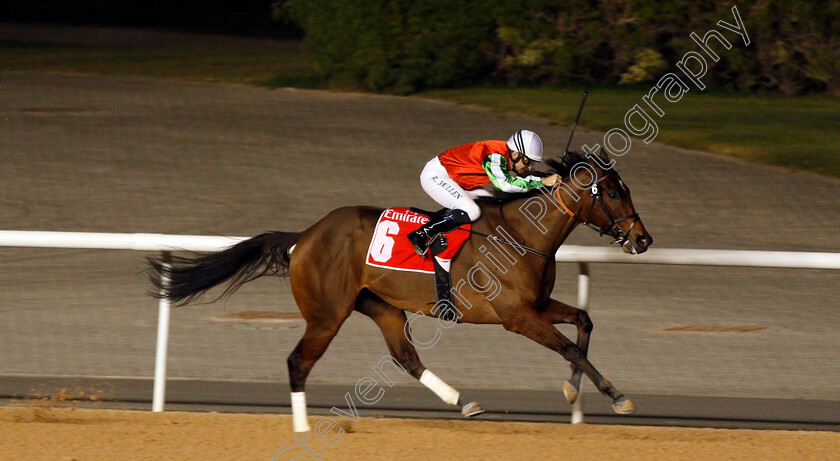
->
[370,220,400,262]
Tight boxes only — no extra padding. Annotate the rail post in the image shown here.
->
[152,251,172,412]
[571,262,590,424]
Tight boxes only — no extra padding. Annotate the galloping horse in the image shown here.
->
[149,149,652,432]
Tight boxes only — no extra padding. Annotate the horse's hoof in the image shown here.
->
[562,380,579,405]
[461,401,484,417]
[612,397,636,414]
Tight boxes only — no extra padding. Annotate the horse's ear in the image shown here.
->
[597,145,610,163]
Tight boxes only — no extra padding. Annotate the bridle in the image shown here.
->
[460,168,640,259]
[555,175,639,247]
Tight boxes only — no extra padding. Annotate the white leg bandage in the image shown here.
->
[420,370,460,406]
[291,391,311,432]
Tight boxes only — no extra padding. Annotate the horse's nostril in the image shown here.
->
[637,235,652,247]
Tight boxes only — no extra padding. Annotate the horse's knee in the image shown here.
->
[577,310,593,334]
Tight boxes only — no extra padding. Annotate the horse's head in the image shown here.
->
[548,148,653,254]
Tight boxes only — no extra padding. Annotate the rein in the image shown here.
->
[451,173,640,259]
[464,227,552,259]
[449,200,551,259]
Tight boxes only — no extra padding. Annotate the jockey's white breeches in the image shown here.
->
[419,157,491,221]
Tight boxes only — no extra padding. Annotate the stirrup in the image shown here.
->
[408,230,430,256]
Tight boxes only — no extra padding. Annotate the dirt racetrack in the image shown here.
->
[2,406,839,461]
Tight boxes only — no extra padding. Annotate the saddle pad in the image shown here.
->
[366,208,471,274]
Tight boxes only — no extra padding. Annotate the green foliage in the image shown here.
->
[619,48,668,85]
[745,0,840,95]
[283,0,495,93]
[281,0,840,95]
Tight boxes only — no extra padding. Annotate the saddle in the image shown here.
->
[364,207,470,321]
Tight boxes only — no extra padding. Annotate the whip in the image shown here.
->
[564,91,588,154]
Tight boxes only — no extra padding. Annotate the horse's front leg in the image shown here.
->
[538,298,592,405]
[504,307,635,414]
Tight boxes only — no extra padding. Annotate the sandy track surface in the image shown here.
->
[2,406,839,461]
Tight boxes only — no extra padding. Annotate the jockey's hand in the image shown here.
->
[541,174,561,187]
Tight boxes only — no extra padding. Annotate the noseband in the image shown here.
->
[555,177,639,246]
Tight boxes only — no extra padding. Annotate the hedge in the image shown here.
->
[282,0,840,95]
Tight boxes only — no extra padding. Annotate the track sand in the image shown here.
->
[2,407,838,460]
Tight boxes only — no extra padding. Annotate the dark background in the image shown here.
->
[2,0,298,37]
[4,1,838,95]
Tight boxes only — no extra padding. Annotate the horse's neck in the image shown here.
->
[491,197,578,255]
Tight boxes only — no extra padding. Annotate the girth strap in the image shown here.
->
[428,234,458,322]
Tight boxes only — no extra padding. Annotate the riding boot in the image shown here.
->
[407,209,471,256]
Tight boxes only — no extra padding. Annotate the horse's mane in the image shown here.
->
[546,150,589,179]
[476,150,592,204]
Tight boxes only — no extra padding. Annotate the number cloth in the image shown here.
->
[366,208,471,273]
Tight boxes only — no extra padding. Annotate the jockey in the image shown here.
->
[408,129,561,256]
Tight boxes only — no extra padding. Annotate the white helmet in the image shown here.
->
[507,129,543,162]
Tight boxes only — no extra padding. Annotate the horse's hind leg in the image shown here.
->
[287,301,354,432]
[355,292,484,417]
[538,298,593,405]
[504,307,635,414]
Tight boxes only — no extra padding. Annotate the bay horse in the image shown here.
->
[148,148,652,432]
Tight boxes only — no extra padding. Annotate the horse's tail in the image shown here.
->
[148,231,300,306]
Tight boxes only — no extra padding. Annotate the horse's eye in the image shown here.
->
[608,192,619,200]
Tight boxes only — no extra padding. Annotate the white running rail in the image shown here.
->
[0,231,246,412]
[1,230,838,420]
